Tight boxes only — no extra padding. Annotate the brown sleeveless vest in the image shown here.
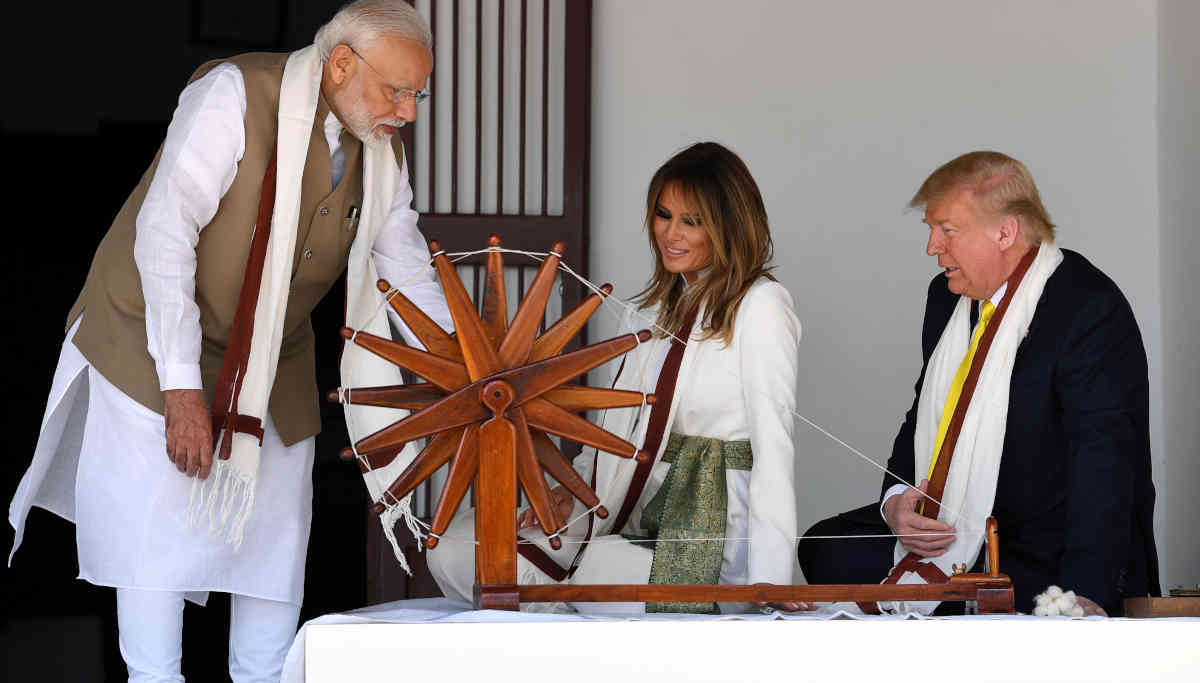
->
[67,52,406,446]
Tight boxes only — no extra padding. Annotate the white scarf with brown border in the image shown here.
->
[189,46,421,569]
[880,240,1063,614]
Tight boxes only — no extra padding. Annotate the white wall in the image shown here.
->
[1157,0,1200,593]
[589,1,1174,585]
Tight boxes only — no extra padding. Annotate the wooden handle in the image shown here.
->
[986,516,1000,577]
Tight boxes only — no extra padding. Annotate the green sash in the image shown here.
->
[640,432,753,614]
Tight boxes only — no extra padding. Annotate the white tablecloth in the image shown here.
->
[283,598,1200,683]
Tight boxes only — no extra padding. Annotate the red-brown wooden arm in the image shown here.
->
[523,397,648,462]
[417,426,480,536]
[541,385,653,412]
[528,283,613,362]
[430,240,504,380]
[367,427,463,511]
[326,383,447,410]
[341,327,469,392]
[530,429,607,519]
[480,234,508,349]
[348,385,489,456]
[498,242,564,367]
[511,409,563,548]
[375,279,462,361]
[504,331,653,408]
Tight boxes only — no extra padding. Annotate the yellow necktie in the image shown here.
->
[920,300,996,510]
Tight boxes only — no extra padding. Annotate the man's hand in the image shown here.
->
[882,479,956,557]
[164,389,213,479]
[516,485,574,531]
[1074,594,1108,617]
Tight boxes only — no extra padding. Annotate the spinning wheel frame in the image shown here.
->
[334,235,1015,613]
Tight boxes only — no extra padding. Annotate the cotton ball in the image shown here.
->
[1044,602,1061,617]
[1055,595,1075,612]
[1045,585,1064,599]
[1062,590,1076,603]
[1033,605,1049,616]
[1036,593,1052,607]
[1070,605,1084,618]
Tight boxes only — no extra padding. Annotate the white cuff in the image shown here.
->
[880,484,909,527]
[157,362,204,391]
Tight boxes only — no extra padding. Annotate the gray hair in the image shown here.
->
[314,0,432,60]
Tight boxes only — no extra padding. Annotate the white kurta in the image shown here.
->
[7,62,450,606]
[427,278,802,609]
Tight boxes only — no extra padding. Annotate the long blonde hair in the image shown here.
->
[635,142,775,345]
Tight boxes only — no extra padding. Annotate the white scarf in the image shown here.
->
[882,241,1063,614]
[190,46,420,564]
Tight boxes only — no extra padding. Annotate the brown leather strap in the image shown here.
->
[516,537,570,582]
[210,149,277,459]
[856,550,951,613]
[608,309,699,536]
[921,247,1038,519]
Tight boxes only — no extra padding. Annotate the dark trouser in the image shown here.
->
[797,503,895,586]
[799,503,976,615]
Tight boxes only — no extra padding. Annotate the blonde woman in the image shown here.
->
[429,142,804,613]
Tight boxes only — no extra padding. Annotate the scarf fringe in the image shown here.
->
[378,494,423,576]
[186,456,257,551]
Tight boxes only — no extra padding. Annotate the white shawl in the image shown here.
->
[191,46,419,560]
[883,241,1063,614]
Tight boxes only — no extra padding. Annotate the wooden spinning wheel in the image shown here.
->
[335,234,1017,613]
[334,235,653,607]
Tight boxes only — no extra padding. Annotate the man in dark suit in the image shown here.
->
[799,151,1159,616]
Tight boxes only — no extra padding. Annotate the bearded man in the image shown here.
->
[799,151,1159,617]
[7,2,451,680]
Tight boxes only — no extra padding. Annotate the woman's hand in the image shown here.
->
[516,485,575,531]
[752,583,817,612]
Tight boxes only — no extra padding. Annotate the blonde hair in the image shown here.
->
[909,151,1055,245]
[635,142,775,345]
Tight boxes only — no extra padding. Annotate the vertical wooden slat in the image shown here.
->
[475,0,482,214]
[519,0,527,215]
[541,0,549,216]
[497,0,506,215]
[429,0,438,212]
[451,0,459,213]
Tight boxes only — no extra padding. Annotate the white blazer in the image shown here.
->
[576,278,802,586]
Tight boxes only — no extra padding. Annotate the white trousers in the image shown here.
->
[117,588,300,683]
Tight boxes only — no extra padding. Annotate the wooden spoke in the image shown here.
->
[498,242,564,367]
[541,385,652,412]
[326,383,447,411]
[368,427,464,510]
[504,331,653,407]
[480,234,508,349]
[530,429,605,518]
[341,327,469,392]
[510,409,562,546]
[375,279,462,361]
[528,283,612,362]
[430,241,503,380]
[424,425,480,546]
[346,443,404,472]
[522,397,646,461]
[351,386,490,455]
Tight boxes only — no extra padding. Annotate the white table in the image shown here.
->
[284,598,1200,683]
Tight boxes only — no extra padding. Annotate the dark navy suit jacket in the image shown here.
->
[881,249,1159,615]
